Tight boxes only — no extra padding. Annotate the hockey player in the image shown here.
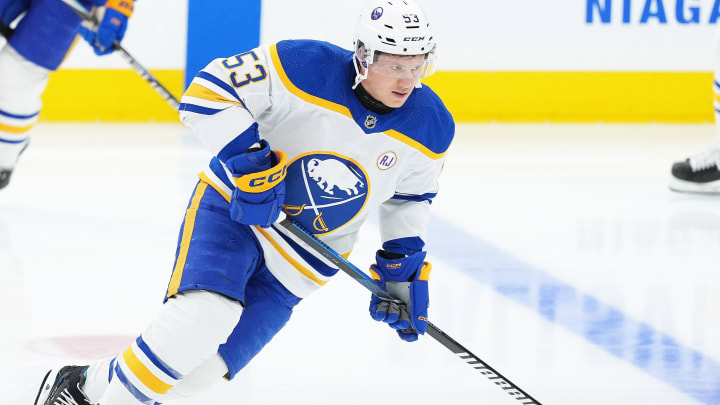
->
[0,0,134,189]
[669,28,720,193]
[34,0,454,404]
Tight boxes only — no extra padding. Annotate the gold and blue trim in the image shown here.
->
[122,347,174,395]
[196,71,245,107]
[270,43,353,120]
[253,225,328,286]
[269,43,448,160]
[135,336,182,380]
[183,82,246,108]
[112,361,158,405]
[166,181,208,298]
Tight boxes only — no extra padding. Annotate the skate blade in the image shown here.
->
[669,179,720,194]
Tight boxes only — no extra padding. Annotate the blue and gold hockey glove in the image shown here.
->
[78,0,134,55]
[226,140,287,228]
[369,250,431,342]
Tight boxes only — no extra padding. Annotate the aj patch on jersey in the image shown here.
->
[283,152,369,235]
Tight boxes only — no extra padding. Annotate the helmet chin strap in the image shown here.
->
[352,54,368,90]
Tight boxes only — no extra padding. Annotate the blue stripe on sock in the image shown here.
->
[0,137,27,144]
[428,216,720,404]
[136,336,182,380]
[108,358,116,383]
[0,108,39,119]
[113,362,155,405]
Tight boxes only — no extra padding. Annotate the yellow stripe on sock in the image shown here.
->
[0,121,34,134]
[122,347,173,394]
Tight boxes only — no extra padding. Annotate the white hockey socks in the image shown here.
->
[0,45,47,168]
[84,290,243,404]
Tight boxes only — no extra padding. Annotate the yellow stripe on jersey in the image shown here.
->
[270,44,446,160]
[199,172,231,202]
[122,347,173,394]
[0,121,34,134]
[254,225,328,286]
[383,129,446,160]
[184,83,246,108]
[269,44,353,120]
[418,262,432,281]
[166,181,208,298]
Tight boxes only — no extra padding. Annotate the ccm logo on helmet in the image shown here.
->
[248,166,287,188]
[404,36,426,42]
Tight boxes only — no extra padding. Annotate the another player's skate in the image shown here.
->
[0,141,28,190]
[670,143,720,194]
[0,168,12,189]
[34,365,92,405]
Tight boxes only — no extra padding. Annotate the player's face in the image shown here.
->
[362,53,426,108]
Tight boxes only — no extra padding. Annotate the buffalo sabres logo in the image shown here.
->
[371,7,383,20]
[364,115,377,129]
[283,153,370,234]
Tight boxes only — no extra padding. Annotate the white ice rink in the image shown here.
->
[1,123,719,405]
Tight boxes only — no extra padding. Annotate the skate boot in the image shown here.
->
[0,140,28,190]
[34,365,93,405]
[0,168,11,189]
[670,143,720,194]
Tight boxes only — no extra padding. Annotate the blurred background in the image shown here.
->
[5,0,718,123]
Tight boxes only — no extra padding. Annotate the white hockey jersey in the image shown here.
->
[179,40,454,299]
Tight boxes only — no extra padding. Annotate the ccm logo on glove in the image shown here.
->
[234,151,288,193]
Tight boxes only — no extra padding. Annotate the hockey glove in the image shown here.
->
[369,250,431,342]
[78,0,134,55]
[226,140,287,228]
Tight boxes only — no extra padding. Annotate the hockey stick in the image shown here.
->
[59,0,180,110]
[278,218,543,405]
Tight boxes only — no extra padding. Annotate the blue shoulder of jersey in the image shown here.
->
[274,39,454,158]
[393,84,455,157]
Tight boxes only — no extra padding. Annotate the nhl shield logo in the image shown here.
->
[364,115,377,129]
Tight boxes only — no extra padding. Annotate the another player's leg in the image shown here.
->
[669,87,720,193]
[669,29,720,194]
[0,0,88,189]
[0,40,45,189]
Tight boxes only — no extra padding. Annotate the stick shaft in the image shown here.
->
[278,218,543,405]
[59,0,180,110]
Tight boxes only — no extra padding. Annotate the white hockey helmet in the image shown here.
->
[352,0,437,89]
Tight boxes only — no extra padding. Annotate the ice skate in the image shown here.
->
[34,366,92,405]
[670,143,720,194]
